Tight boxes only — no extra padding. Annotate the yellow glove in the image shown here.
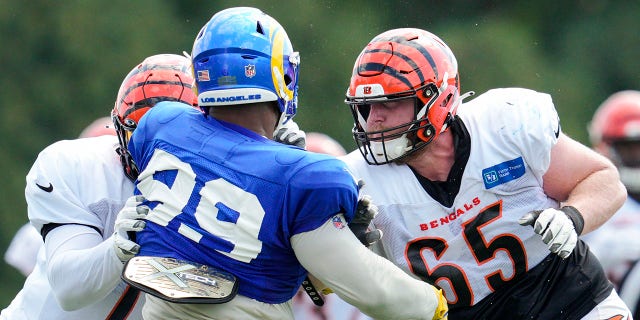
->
[432,287,449,320]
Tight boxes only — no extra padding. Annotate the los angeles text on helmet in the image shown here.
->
[200,94,262,104]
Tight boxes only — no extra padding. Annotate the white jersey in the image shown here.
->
[582,196,640,286]
[1,136,143,320]
[342,88,560,308]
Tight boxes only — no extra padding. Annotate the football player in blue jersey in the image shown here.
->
[121,7,448,320]
[340,28,632,319]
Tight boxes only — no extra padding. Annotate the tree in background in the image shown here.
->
[2,0,640,307]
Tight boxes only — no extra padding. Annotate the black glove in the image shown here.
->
[349,180,383,246]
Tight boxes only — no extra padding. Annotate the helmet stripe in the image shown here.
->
[379,35,440,80]
[359,34,448,90]
[358,60,413,90]
[125,63,191,80]
[121,96,184,119]
[396,42,439,81]
[119,80,192,105]
[358,39,441,91]
[270,27,293,101]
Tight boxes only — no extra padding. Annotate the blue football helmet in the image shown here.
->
[191,7,300,123]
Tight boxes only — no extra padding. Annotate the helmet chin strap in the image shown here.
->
[370,134,411,163]
[274,112,289,133]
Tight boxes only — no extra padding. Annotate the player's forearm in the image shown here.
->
[330,251,437,319]
[544,134,627,235]
[564,166,626,234]
[292,217,439,320]
[45,225,123,310]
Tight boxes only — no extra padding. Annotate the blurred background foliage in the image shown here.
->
[1,0,639,306]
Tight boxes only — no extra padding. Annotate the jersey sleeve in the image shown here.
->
[286,157,359,235]
[26,140,106,236]
[291,216,439,319]
[489,88,560,177]
[44,224,124,310]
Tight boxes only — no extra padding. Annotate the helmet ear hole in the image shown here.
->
[256,21,264,35]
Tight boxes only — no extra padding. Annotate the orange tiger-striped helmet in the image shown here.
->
[345,28,460,165]
[589,90,640,193]
[111,54,198,180]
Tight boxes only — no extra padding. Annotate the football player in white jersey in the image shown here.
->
[122,7,447,320]
[583,90,640,319]
[0,54,198,320]
[4,117,116,277]
[340,28,633,319]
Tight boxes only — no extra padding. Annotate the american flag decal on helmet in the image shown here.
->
[197,70,210,81]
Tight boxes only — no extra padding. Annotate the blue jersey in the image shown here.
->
[127,102,358,303]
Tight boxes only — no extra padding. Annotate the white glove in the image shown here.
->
[518,206,584,259]
[112,195,148,262]
[273,119,306,148]
[349,180,383,246]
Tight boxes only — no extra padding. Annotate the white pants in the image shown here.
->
[142,293,293,320]
[582,289,633,320]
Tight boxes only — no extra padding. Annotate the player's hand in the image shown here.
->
[112,195,149,263]
[349,180,383,246]
[273,119,306,148]
[518,206,584,259]
[431,287,449,320]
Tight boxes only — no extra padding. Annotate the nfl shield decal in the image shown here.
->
[332,215,346,229]
[245,65,256,78]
